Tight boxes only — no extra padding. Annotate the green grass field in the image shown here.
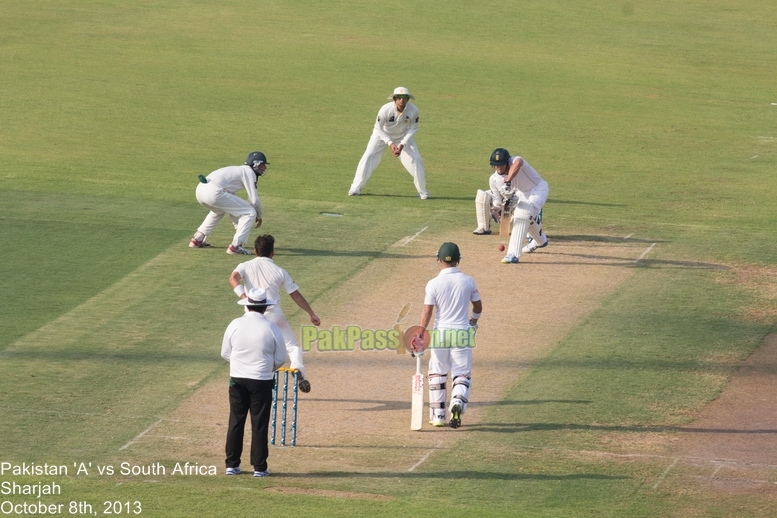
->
[2,0,776,516]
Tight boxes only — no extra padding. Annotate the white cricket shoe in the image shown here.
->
[501,254,519,264]
[522,236,549,254]
[348,189,360,196]
[225,467,241,475]
[419,192,430,200]
[472,228,492,235]
[227,245,252,255]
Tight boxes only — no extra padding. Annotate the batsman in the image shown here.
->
[413,242,482,428]
[473,148,550,264]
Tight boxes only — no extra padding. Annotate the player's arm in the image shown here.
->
[419,304,434,330]
[229,271,247,299]
[289,290,320,326]
[470,300,483,327]
[504,157,524,184]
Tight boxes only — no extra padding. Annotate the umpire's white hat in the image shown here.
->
[238,288,278,307]
[388,86,415,100]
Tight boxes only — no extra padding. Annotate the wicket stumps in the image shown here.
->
[271,368,299,446]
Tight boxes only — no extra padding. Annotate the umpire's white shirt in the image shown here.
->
[221,312,287,380]
[424,268,481,330]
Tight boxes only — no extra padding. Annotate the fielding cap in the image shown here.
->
[237,287,278,307]
[437,242,461,263]
[388,86,415,100]
[490,148,510,166]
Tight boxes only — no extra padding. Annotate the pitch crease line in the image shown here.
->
[394,226,429,247]
[635,243,656,263]
[120,419,163,451]
[652,457,679,490]
[408,440,443,472]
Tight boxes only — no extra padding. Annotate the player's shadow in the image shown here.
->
[271,470,627,481]
[277,248,417,259]
[546,199,626,207]
[302,398,591,412]
[466,422,777,435]
[551,234,666,244]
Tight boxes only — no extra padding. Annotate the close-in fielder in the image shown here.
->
[190,151,269,255]
[415,242,482,428]
[473,148,549,264]
[221,288,287,478]
[348,87,429,199]
[229,234,320,392]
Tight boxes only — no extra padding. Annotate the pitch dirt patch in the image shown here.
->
[660,332,777,492]
[127,231,645,475]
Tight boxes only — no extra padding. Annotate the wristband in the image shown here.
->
[471,311,481,320]
[233,285,245,297]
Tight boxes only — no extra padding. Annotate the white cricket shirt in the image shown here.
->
[233,257,299,319]
[373,102,420,147]
[424,267,480,330]
[206,165,263,217]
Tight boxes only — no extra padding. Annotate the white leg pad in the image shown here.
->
[428,374,447,421]
[450,375,471,414]
[507,204,532,257]
[475,190,493,232]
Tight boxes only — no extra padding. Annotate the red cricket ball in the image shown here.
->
[498,244,505,252]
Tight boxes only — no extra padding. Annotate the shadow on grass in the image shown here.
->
[551,234,664,244]
[276,248,417,259]
[297,398,591,412]
[272,470,627,481]
[468,422,777,435]
[356,193,472,201]
[547,199,626,208]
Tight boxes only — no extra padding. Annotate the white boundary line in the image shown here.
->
[119,419,163,451]
[408,440,443,472]
[635,243,657,263]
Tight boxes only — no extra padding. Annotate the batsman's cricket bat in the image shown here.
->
[411,354,424,430]
[500,201,511,237]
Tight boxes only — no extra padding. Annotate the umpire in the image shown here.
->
[221,288,288,478]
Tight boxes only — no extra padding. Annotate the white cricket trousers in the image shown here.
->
[350,134,428,196]
[195,182,256,247]
[264,307,306,379]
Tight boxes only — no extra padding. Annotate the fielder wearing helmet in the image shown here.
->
[189,151,269,255]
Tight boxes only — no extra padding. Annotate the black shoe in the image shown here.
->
[298,379,311,393]
[449,403,462,429]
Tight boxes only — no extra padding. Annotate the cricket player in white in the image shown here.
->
[190,152,268,255]
[416,242,482,428]
[473,148,549,263]
[348,87,429,199]
[229,234,320,392]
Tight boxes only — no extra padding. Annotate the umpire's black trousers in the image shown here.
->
[225,377,274,471]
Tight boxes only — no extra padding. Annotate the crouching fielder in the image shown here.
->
[474,148,550,263]
[416,242,482,428]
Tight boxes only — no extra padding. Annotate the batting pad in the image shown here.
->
[508,208,531,257]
